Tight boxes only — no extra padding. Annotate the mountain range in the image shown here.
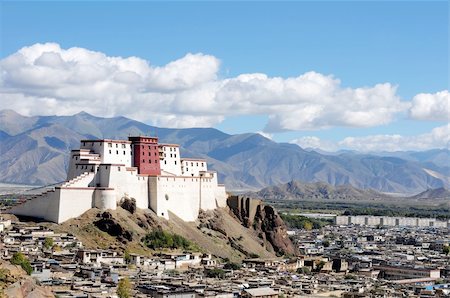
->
[250,180,450,201]
[0,109,449,194]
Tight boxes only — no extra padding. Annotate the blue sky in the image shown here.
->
[1,1,448,151]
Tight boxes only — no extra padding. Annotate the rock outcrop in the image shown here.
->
[227,196,296,256]
[0,260,54,298]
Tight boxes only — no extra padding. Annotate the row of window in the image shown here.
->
[183,161,204,167]
[141,159,159,164]
[143,151,158,156]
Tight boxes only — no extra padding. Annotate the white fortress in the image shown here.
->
[10,136,227,223]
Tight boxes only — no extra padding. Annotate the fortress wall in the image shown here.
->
[10,191,56,221]
[56,187,95,223]
[100,165,149,209]
[152,176,201,221]
[199,176,218,211]
[215,185,227,207]
[94,188,116,210]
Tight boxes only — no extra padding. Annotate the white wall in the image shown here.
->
[56,188,95,223]
[181,159,207,177]
[80,140,132,167]
[96,164,149,209]
[159,145,181,175]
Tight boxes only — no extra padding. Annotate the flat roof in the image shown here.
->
[80,139,131,144]
[159,143,180,147]
[244,287,278,296]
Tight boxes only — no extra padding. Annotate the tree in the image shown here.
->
[124,250,131,264]
[303,221,313,230]
[10,252,33,275]
[206,268,226,279]
[43,237,54,250]
[224,262,241,270]
[296,267,311,274]
[117,277,132,298]
[444,245,450,256]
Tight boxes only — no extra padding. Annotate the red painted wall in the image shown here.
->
[129,136,161,176]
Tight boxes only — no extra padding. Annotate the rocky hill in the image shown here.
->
[37,204,293,262]
[410,187,450,200]
[0,260,54,298]
[251,180,393,201]
[1,109,449,194]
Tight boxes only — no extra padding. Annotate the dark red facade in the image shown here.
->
[129,136,161,176]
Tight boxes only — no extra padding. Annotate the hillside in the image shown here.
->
[251,180,394,201]
[410,187,450,200]
[38,206,284,262]
[1,109,449,194]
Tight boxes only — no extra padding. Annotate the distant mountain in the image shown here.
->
[251,180,392,201]
[409,187,450,200]
[1,109,449,194]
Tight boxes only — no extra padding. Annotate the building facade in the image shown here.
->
[10,136,227,223]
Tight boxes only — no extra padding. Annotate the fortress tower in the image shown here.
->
[9,136,227,223]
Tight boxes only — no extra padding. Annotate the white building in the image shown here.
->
[9,136,227,223]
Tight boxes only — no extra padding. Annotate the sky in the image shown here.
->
[0,1,448,152]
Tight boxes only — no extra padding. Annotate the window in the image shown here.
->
[118,167,121,171]
[164,160,167,165]
[143,152,145,155]
[174,161,177,165]
[115,143,118,148]
[155,160,158,163]
[116,150,118,154]
[123,151,126,155]
[149,160,152,163]
[201,163,204,167]
[142,159,145,163]
[82,142,85,146]
[196,162,199,166]
[122,144,126,148]
[109,150,111,154]
[174,154,177,158]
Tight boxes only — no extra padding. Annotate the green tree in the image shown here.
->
[43,237,54,250]
[296,267,311,274]
[303,221,313,230]
[10,252,33,275]
[124,250,131,264]
[443,245,450,256]
[117,277,132,298]
[206,268,226,279]
[224,262,241,270]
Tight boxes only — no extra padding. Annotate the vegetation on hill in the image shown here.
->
[10,252,32,275]
[141,229,196,250]
[270,199,450,220]
[280,214,332,230]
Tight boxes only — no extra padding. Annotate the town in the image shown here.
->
[1,214,449,297]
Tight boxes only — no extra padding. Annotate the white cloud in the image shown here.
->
[291,124,450,152]
[290,136,338,152]
[409,90,449,121]
[0,42,423,131]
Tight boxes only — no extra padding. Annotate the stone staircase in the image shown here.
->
[61,172,95,188]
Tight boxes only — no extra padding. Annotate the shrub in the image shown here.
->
[206,268,225,279]
[224,262,241,270]
[142,229,192,250]
[117,277,131,298]
[10,252,32,275]
[43,237,54,249]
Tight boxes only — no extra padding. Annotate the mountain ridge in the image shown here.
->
[0,110,449,194]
